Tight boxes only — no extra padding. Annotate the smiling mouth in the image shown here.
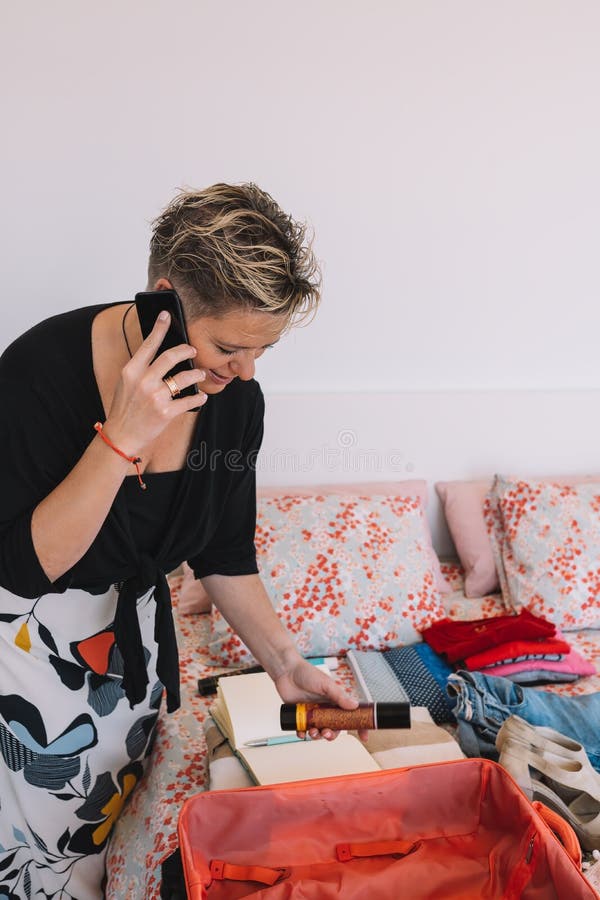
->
[208,369,233,385]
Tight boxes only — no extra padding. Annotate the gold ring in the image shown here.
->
[163,375,181,399]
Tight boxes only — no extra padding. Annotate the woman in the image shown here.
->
[0,183,356,899]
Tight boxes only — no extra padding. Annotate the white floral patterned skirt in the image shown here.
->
[0,585,162,900]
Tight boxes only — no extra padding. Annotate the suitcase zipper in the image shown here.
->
[525,833,536,864]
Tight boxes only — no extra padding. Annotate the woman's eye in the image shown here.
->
[217,346,236,356]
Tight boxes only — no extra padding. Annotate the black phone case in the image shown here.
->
[134,290,201,409]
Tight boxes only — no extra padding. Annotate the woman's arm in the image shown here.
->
[31,434,135,583]
[201,572,361,740]
[29,314,206,584]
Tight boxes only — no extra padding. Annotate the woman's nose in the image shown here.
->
[230,352,256,381]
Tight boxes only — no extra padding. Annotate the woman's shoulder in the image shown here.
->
[214,377,264,416]
[205,378,264,449]
[0,303,112,382]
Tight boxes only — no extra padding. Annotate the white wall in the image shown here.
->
[2,1,599,393]
[261,390,600,555]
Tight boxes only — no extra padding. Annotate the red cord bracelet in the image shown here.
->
[93,422,147,490]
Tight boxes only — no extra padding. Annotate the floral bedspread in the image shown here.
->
[105,564,600,899]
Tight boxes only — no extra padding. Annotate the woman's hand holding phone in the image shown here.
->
[105,311,208,457]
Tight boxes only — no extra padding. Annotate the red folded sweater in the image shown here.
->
[464,636,571,670]
[420,609,556,663]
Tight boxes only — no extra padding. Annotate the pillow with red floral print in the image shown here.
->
[485,476,600,630]
[181,481,451,615]
[206,492,448,666]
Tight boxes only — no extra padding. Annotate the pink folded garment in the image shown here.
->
[479,646,595,679]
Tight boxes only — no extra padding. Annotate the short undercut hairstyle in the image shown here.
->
[148,183,321,328]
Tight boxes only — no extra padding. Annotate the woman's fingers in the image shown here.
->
[160,369,209,413]
[128,311,201,384]
[318,679,358,710]
[161,368,207,396]
[106,311,213,451]
[129,310,174,368]
[124,309,209,410]
[297,728,340,742]
[151,343,201,382]
[170,388,209,413]
[309,727,339,741]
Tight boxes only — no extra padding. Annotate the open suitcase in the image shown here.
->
[178,758,599,899]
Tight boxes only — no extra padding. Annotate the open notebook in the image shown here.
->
[210,670,380,785]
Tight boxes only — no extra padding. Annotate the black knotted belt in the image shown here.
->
[113,554,180,713]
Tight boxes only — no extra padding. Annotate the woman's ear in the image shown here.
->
[152,277,174,292]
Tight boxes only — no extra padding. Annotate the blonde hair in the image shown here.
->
[148,183,321,328]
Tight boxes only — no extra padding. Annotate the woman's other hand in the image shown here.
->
[274,658,369,742]
[202,575,371,743]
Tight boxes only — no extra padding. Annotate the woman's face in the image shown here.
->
[186,308,285,394]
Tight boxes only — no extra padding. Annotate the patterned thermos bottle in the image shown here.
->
[280,702,411,731]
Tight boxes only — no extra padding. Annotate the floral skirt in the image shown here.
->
[0,584,162,900]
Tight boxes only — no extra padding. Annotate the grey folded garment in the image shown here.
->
[346,646,455,724]
[501,670,579,685]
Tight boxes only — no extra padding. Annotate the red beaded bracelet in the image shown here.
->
[93,422,147,490]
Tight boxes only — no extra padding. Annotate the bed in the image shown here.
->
[104,560,600,899]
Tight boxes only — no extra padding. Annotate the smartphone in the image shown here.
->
[134,289,202,410]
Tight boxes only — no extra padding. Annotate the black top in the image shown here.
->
[0,303,265,711]
[125,470,183,557]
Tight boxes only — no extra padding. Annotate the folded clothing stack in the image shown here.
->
[421,609,594,684]
[346,644,456,724]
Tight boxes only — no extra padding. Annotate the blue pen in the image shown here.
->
[243,734,310,748]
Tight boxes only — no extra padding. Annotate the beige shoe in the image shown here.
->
[496,715,589,766]
[499,736,600,851]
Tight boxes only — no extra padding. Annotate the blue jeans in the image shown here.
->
[447,670,600,771]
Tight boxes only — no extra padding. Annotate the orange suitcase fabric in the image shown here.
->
[177,758,599,899]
